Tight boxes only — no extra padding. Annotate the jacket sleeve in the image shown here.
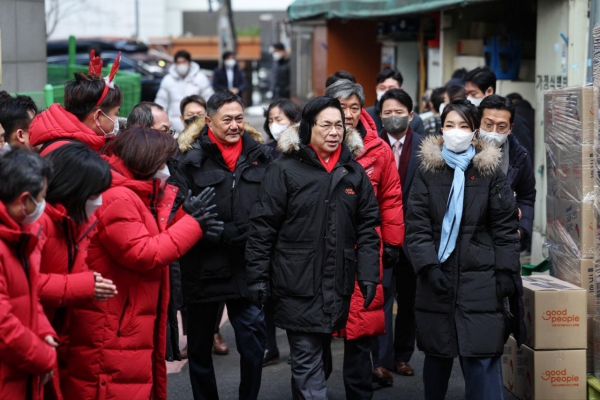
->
[245,163,288,285]
[154,78,170,112]
[236,69,247,93]
[36,302,57,341]
[212,69,228,92]
[377,147,405,247]
[95,197,203,273]
[355,167,382,283]
[410,114,425,137]
[514,155,536,243]
[38,270,96,308]
[0,267,56,374]
[196,73,215,101]
[404,169,439,275]
[489,172,521,272]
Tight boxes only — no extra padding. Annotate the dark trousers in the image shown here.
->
[287,331,332,400]
[423,355,504,400]
[187,299,266,400]
[343,336,373,400]
[265,299,279,354]
[394,251,416,363]
[371,268,396,370]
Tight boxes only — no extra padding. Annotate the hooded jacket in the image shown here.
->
[29,104,107,155]
[0,201,57,400]
[405,136,523,358]
[62,156,203,400]
[173,118,273,304]
[341,111,404,340]
[155,63,215,133]
[245,125,381,333]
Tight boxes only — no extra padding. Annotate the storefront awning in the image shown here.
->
[288,0,494,22]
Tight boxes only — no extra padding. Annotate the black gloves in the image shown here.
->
[248,282,270,309]
[222,222,250,247]
[382,243,400,269]
[496,270,515,300]
[194,212,224,241]
[183,188,216,217]
[358,281,377,309]
[427,266,451,295]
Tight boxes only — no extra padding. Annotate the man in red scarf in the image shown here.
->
[173,91,275,400]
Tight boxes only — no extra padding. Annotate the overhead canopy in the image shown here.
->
[287,0,494,21]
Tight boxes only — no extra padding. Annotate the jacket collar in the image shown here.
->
[103,155,162,205]
[419,135,501,177]
[277,124,364,157]
[0,200,40,254]
[177,117,264,154]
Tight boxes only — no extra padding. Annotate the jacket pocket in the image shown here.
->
[273,242,315,296]
[192,169,227,188]
[465,240,495,271]
[117,295,130,337]
[241,167,266,183]
[342,248,357,296]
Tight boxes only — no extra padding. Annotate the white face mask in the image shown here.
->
[376,91,386,102]
[176,63,190,76]
[99,111,119,137]
[85,195,103,219]
[22,195,46,225]
[272,52,282,62]
[154,165,171,183]
[269,123,288,141]
[442,128,475,153]
[224,59,236,68]
[479,129,509,147]
[467,96,483,107]
[439,103,446,114]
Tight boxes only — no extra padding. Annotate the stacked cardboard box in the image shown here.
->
[507,276,587,399]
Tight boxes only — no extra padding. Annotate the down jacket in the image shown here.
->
[245,125,381,334]
[0,201,57,400]
[63,155,203,400]
[29,104,107,155]
[155,62,215,133]
[38,203,97,400]
[342,110,404,340]
[405,136,521,358]
[173,119,274,304]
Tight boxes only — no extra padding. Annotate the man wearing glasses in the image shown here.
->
[126,102,175,135]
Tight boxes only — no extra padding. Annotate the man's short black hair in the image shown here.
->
[376,68,403,87]
[379,89,413,114]
[206,91,244,117]
[0,95,38,142]
[174,50,192,62]
[0,91,11,102]
[479,94,515,124]
[0,147,51,203]
[222,51,235,61]
[465,66,496,94]
[325,71,356,88]
[431,87,446,113]
[506,93,524,103]
[126,102,164,128]
[180,95,207,116]
[446,83,466,101]
[273,43,285,51]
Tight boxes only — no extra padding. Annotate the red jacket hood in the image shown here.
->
[29,104,106,152]
[0,201,40,255]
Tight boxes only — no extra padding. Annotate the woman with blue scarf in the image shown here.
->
[405,99,521,400]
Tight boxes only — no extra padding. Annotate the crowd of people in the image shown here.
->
[0,47,533,400]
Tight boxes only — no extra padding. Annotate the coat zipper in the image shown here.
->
[117,296,129,337]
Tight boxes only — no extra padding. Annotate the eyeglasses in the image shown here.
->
[481,122,510,134]
[316,123,344,133]
[159,128,176,136]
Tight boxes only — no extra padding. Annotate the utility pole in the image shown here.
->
[217,0,237,66]
[134,0,140,39]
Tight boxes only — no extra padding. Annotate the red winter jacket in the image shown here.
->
[63,155,203,400]
[343,110,405,340]
[38,203,97,400]
[29,104,107,155]
[0,201,57,400]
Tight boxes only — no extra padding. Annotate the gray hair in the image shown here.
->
[0,148,51,203]
[324,79,365,107]
[126,102,164,128]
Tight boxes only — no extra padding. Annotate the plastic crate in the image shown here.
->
[484,36,523,80]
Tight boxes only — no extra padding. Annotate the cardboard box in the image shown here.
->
[503,335,520,393]
[549,86,596,145]
[589,315,595,373]
[554,198,595,259]
[515,345,586,400]
[456,39,484,56]
[549,249,596,314]
[522,276,587,350]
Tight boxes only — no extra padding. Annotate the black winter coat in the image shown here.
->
[513,114,533,159]
[212,65,247,98]
[506,134,536,243]
[274,58,291,99]
[405,136,521,358]
[245,126,381,333]
[173,120,274,303]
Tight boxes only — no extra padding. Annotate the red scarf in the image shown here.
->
[309,144,342,173]
[208,128,243,172]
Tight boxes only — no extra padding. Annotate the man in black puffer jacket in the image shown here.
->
[173,91,274,400]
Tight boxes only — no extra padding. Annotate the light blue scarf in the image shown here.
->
[438,143,476,263]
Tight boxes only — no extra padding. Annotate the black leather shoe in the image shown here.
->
[263,349,280,366]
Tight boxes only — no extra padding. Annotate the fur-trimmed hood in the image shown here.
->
[277,124,364,156]
[177,117,264,153]
[419,135,501,177]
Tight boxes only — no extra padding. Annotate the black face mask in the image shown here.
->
[184,116,200,127]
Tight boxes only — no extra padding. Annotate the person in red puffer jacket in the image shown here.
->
[0,149,57,400]
[325,80,404,398]
[62,126,223,400]
[29,52,123,155]
[37,143,117,400]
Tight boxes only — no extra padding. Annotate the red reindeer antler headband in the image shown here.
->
[89,50,121,106]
